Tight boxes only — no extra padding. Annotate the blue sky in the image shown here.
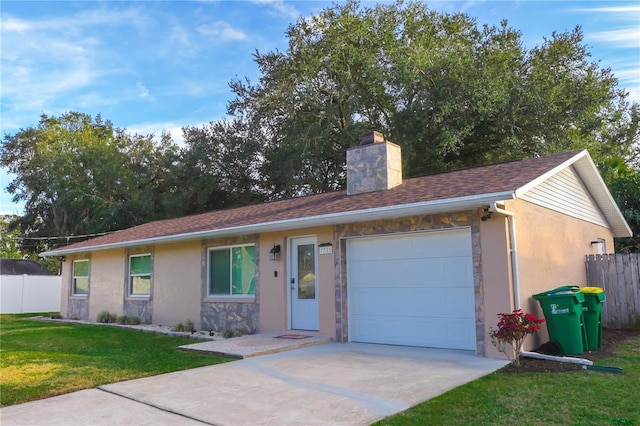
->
[1,0,639,215]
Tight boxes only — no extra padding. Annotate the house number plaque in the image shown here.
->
[319,244,333,255]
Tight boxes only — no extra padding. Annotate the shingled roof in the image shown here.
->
[41,150,629,256]
[0,259,55,275]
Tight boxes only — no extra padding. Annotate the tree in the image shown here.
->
[227,0,637,192]
[600,156,640,253]
[0,215,24,258]
[175,119,266,213]
[0,112,180,247]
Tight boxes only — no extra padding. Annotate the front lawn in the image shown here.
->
[375,331,640,425]
[2,314,639,425]
[0,314,230,406]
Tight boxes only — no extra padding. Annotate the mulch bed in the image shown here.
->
[500,328,640,373]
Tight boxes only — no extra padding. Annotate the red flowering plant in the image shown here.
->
[489,309,545,366]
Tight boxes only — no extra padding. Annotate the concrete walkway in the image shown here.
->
[1,340,507,425]
[178,332,332,358]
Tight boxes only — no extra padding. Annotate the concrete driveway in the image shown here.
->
[1,343,507,425]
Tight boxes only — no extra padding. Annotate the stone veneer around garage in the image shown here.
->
[333,210,487,356]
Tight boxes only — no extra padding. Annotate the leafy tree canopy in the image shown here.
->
[1,112,179,247]
[1,215,24,259]
[228,0,637,195]
[2,0,638,253]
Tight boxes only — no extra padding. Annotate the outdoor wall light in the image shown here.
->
[269,244,281,261]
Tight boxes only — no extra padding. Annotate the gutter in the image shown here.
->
[488,202,593,367]
[42,190,515,256]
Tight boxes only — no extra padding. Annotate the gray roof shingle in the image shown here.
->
[1,259,56,275]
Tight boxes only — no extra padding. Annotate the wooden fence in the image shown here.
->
[585,253,640,329]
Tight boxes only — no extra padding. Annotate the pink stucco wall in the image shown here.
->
[481,199,615,357]
[479,212,513,359]
[258,226,337,338]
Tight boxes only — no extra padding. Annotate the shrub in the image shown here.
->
[117,315,142,325]
[173,320,195,332]
[128,316,142,325]
[222,326,246,338]
[489,309,545,366]
[172,321,187,332]
[96,310,117,324]
[222,328,236,338]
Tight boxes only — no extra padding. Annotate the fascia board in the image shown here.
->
[40,190,515,256]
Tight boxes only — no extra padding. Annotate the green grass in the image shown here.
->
[0,314,231,407]
[3,314,639,424]
[375,337,640,426]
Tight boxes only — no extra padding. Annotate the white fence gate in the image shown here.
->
[1,275,62,314]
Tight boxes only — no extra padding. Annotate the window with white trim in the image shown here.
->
[72,260,89,296]
[129,254,151,296]
[208,245,255,296]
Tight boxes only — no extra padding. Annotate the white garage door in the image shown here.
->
[348,229,476,350]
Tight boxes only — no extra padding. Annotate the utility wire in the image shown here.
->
[1,231,115,241]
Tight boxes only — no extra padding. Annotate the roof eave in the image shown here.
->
[40,191,515,257]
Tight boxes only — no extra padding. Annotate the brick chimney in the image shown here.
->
[346,131,402,195]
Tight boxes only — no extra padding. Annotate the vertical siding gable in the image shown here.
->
[519,166,609,228]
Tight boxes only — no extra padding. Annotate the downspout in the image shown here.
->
[488,202,593,366]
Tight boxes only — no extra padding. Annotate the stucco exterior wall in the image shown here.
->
[507,199,615,350]
[88,249,125,322]
[258,226,336,338]
[479,214,514,359]
[57,193,617,359]
[153,241,202,329]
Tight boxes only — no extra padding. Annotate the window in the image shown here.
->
[72,260,89,295]
[208,245,255,296]
[129,254,151,296]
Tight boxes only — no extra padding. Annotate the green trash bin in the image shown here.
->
[533,285,588,355]
[581,287,605,350]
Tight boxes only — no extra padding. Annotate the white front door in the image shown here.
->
[290,237,319,331]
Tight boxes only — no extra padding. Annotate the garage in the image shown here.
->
[347,228,476,350]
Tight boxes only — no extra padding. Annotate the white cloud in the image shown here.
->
[2,8,148,34]
[1,16,31,32]
[168,25,192,48]
[251,0,300,20]
[613,68,640,103]
[574,6,640,13]
[589,27,640,48]
[126,121,186,145]
[136,82,154,101]
[571,3,640,102]
[197,21,247,41]
[0,8,146,133]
